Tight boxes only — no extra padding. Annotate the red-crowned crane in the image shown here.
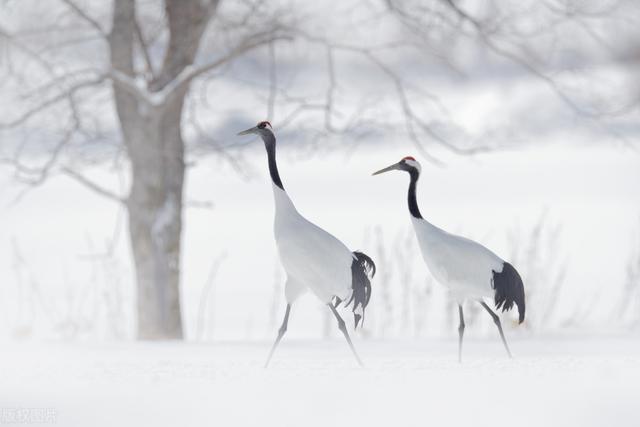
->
[373,156,525,362]
[238,121,376,367]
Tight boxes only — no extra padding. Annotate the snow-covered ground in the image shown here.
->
[2,337,639,426]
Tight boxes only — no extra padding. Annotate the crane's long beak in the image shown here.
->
[237,126,258,136]
[372,163,400,176]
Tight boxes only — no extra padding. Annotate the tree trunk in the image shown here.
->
[126,98,185,339]
[109,0,217,339]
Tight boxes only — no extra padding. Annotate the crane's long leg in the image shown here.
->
[264,303,291,368]
[480,301,513,358]
[457,304,465,363]
[328,304,363,367]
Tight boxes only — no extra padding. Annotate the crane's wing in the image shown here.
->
[274,212,354,301]
[412,218,504,292]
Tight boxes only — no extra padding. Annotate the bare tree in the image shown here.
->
[1,0,290,339]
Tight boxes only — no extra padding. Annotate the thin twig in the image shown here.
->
[60,0,107,37]
[61,166,127,204]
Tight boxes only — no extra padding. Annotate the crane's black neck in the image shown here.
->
[263,133,284,190]
[407,169,422,219]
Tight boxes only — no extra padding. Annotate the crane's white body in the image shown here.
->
[272,184,354,304]
[410,216,505,303]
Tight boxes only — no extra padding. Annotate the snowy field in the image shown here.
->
[2,337,639,426]
[1,131,639,427]
[2,2,640,426]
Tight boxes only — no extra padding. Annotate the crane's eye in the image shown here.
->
[258,122,265,129]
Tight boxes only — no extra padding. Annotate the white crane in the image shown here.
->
[373,156,525,361]
[238,121,376,367]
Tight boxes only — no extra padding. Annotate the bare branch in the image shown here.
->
[60,0,107,37]
[0,102,79,202]
[61,166,127,204]
[294,30,492,158]
[439,0,635,118]
[0,76,106,128]
[104,28,291,109]
[186,109,255,180]
[0,24,58,75]
[177,30,294,87]
[113,28,293,109]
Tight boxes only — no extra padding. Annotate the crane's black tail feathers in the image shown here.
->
[345,251,376,329]
[492,262,525,324]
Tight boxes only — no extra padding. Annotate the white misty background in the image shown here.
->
[0,0,639,343]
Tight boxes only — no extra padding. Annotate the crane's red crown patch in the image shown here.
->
[402,156,416,161]
[258,121,272,129]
